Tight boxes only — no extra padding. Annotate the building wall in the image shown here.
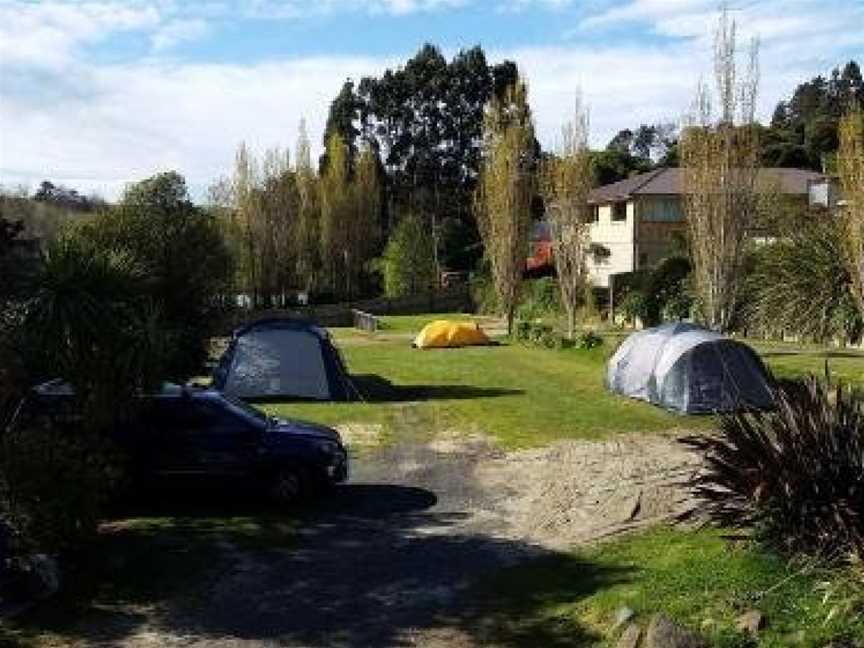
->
[585,201,636,288]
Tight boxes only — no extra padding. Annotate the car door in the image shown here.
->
[187,399,261,478]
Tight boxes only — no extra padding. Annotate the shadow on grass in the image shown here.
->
[760,350,864,359]
[352,373,523,402]
[8,484,628,648]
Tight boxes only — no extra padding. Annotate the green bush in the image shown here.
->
[376,212,437,298]
[617,289,648,323]
[572,330,603,350]
[514,319,602,351]
[517,277,561,321]
[682,376,864,561]
[471,272,499,315]
[744,219,862,344]
[0,421,125,553]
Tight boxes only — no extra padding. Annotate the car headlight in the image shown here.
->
[317,440,341,458]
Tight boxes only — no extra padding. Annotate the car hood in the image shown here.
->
[269,418,343,444]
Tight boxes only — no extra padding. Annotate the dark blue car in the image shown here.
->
[12,380,349,504]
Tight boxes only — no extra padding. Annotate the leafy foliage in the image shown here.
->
[2,238,172,554]
[0,420,124,553]
[476,79,537,334]
[377,212,437,298]
[767,60,863,171]
[323,44,519,271]
[682,376,864,561]
[78,172,231,378]
[540,93,594,339]
[513,318,601,350]
[641,256,693,325]
[20,237,169,431]
[516,277,561,321]
[840,105,864,321]
[745,216,861,344]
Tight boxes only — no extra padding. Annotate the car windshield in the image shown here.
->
[223,393,270,423]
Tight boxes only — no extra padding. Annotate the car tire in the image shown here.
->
[269,467,305,505]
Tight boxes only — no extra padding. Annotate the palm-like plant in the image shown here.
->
[22,237,169,431]
[682,377,864,561]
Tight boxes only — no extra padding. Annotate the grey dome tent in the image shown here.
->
[606,323,774,414]
[212,319,355,401]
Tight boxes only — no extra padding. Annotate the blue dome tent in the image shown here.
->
[607,323,775,414]
[212,319,356,401]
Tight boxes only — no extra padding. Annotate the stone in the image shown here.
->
[20,553,60,600]
[614,605,636,629]
[735,609,766,634]
[645,615,708,648]
[616,623,641,648]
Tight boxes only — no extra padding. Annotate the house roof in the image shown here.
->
[588,167,826,204]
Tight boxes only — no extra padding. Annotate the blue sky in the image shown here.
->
[1,0,863,199]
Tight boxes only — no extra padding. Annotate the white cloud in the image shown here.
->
[151,18,210,52]
[1,0,862,199]
[0,1,160,70]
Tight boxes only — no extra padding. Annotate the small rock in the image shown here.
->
[20,553,60,600]
[616,623,641,648]
[645,615,708,648]
[614,605,636,628]
[735,609,766,634]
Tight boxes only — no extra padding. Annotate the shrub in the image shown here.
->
[682,376,864,561]
[470,271,499,315]
[517,277,561,321]
[617,289,648,324]
[377,212,437,298]
[573,330,603,350]
[744,218,862,344]
[514,319,602,351]
[0,421,124,553]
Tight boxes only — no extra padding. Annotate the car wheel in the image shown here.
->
[269,468,304,505]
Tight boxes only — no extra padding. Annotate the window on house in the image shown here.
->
[589,205,600,223]
[642,198,684,222]
[612,201,627,221]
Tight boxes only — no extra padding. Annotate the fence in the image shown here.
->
[217,285,473,335]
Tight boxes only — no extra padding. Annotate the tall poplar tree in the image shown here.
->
[476,79,536,335]
[840,105,864,314]
[681,6,760,331]
[540,92,594,339]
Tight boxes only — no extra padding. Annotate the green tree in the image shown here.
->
[840,106,864,319]
[295,118,321,294]
[348,43,519,270]
[540,92,594,339]
[77,172,231,378]
[378,212,437,298]
[682,6,760,331]
[476,79,537,335]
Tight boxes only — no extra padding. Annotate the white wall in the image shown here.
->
[586,201,636,288]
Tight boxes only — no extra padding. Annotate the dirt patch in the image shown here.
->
[473,436,702,549]
[335,422,385,447]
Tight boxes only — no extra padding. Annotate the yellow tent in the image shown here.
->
[413,320,492,349]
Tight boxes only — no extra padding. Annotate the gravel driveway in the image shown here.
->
[50,424,702,648]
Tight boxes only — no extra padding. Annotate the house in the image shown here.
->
[584,167,827,288]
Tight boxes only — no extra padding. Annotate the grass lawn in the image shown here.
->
[263,315,713,448]
[262,315,864,448]
[471,526,864,647]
